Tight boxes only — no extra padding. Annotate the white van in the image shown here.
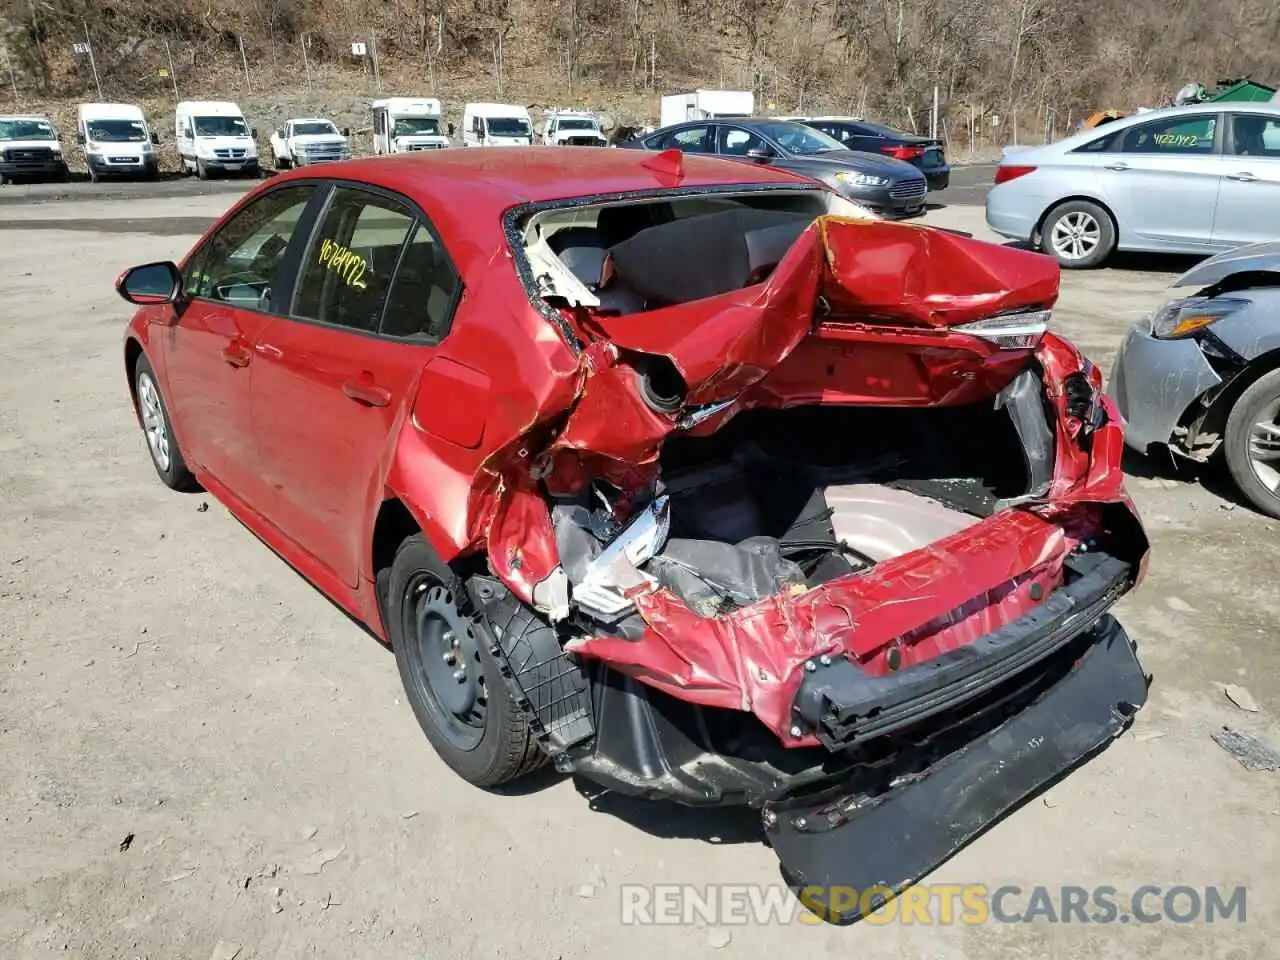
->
[372,98,451,153]
[462,103,533,147]
[0,114,69,184]
[175,101,260,179]
[76,103,158,182]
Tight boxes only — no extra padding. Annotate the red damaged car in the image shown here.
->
[117,148,1150,922]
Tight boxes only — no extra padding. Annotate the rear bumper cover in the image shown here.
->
[793,551,1130,750]
[765,614,1148,923]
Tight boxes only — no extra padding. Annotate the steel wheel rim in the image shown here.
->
[137,372,171,472]
[1247,397,1280,493]
[402,576,487,751]
[1050,211,1101,261]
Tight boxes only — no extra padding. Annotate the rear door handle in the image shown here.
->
[1227,171,1257,182]
[221,341,251,368]
[342,373,391,408]
[1104,162,1129,171]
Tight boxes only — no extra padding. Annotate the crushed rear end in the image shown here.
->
[463,201,1150,921]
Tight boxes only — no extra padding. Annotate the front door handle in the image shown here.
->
[342,373,391,407]
[1227,171,1257,182]
[1103,161,1129,171]
[221,341,250,368]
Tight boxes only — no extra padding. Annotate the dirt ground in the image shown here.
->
[1,193,1277,960]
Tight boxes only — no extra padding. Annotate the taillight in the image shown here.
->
[953,309,1051,350]
[994,164,1037,185]
[881,144,925,161]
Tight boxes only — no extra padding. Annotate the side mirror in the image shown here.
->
[116,261,182,306]
[746,146,774,162]
[76,131,86,145]
[447,122,456,138]
[251,127,259,139]
[151,131,160,144]
[342,127,351,138]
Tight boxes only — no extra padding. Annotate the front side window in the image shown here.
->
[292,188,416,333]
[183,185,314,310]
[1228,114,1280,157]
[717,126,769,156]
[194,116,248,137]
[1117,115,1217,155]
[665,125,712,153]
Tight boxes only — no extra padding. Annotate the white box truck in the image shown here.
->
[76,103,158,182]
[462,103,534,146]
[659,90,755,129]
[175,101,260,179]
[372,98,451,153]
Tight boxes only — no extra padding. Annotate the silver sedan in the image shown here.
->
[1108,241,1280,517]
[986,103,1280,268]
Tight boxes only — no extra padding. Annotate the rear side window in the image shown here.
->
[292,187,415,332]
[380,223,461,340]
[1117,115,1218,155]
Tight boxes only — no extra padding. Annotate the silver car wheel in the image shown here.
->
[1248,397,1280,492]
[138,371,172,473]
[1050,211,1101,262]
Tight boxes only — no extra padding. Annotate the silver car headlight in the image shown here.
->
[835,170,889,188]
[1150,296,1249,340]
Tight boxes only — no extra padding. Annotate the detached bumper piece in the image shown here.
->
[764,615,1149,924]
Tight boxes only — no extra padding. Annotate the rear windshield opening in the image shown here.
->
[520,190,835,316]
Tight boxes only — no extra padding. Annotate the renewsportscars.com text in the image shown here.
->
[619,883,1247,926]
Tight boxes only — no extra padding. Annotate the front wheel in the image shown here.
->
[196,159,209,180]
[389,535,545,787]
[134,354,198,491]
[1041,200,1116,269]
[1223,368,1280,519]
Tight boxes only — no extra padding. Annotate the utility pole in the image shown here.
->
[83,21,103,99]
[164,39,179,101]
[370,31,382,92]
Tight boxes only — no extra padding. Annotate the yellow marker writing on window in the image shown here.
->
[318,238,369,290]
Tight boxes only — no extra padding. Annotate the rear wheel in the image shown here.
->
[1041,200,1115,269]
[389,535,544,787]
[1223,368,1280,519]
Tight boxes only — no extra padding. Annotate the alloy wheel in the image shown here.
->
[1050,211,1101,262]
[1247,397,1280,493]
[137,371,171,472]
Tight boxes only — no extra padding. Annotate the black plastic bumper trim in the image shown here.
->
[766,616,1148,924]
[793,552,1130,749]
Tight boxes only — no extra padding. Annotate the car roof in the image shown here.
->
[267,148,813,276]
[1033,101,1280,156]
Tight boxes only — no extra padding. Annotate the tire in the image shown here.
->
[196,159,209,180]
[0,173,8,186]
[276,155,292,171]
[1223,368,1280,519]
[88,167,99,184]
[388,534,544,787]
[134,354,198,492]
[1040,199,1116,269]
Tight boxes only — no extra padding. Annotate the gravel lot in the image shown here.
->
[1,193,1277,960]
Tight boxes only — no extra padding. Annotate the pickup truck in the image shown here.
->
[269,118,350,169]
[541,112,608,147]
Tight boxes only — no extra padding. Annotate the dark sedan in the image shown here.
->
[617,117,928,218]
[793,117,950,192]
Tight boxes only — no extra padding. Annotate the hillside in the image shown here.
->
[3,0,1279,163]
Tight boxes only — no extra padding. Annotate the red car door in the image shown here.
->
[162,184,319,503]
[250,185,462,587]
